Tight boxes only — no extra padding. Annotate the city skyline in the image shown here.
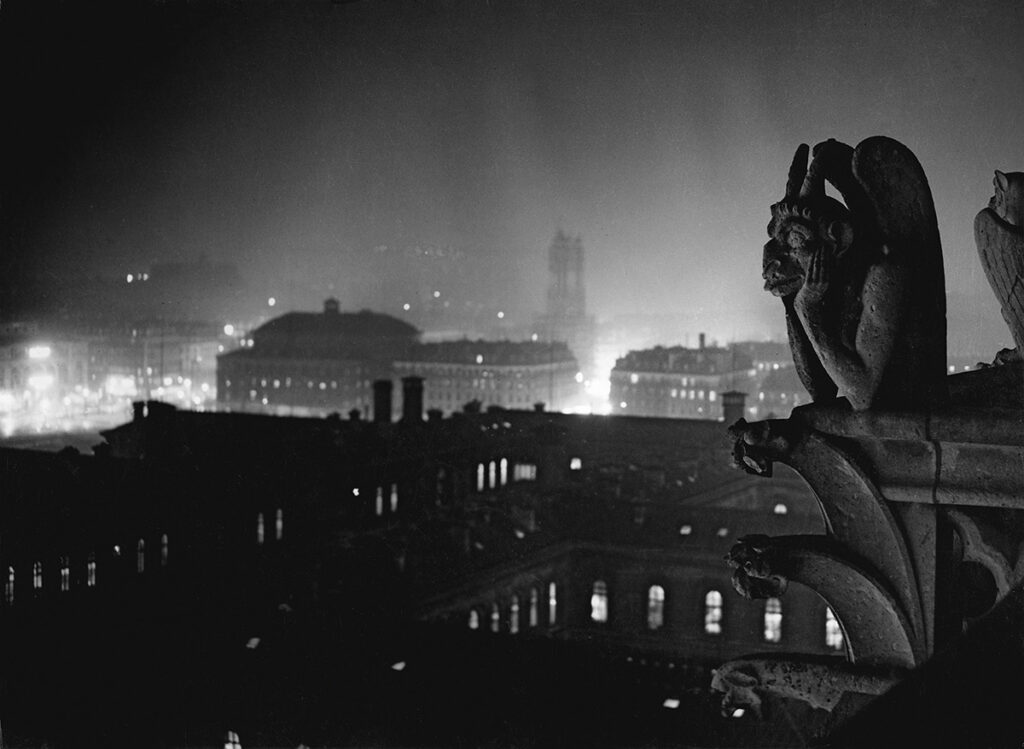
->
[2,0,1022,352]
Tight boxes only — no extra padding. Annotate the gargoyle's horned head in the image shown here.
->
[763,143,855,297]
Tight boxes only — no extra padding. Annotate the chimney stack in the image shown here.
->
[401,376,424,424]
[699,332,706,350]
[721,391,747,425]
[373,380,393,423]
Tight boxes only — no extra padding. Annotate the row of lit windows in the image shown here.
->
[587,582,844,650]
[475,459,540,491]
[4,535,169,604]
[468,582,559,633]
[255,510,283,544]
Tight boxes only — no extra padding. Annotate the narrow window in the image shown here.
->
[224,730,242,749]
[4,566,13,603]
[60,556,70,592]
[256,513,265,545]
[275,508,283,540]
[476,463,485,492]
[32,561,42,591]
[468,609,480,630]
[499,458,508,486]
[488,460,497,489]
[704,590,723,634]
[773,503,788,515]
[510,595,520,634]
[137,539,145,574]
[161,534,169,567]
[390,483,399,513]
[647,585,666,630]
[375,487,384,517]
[548,582,557,625]
[825,607,844,650]
[490,602,500,633]
[590,580,608,623]
[529,587,539,627]
[87,554,96,588]
[764,597,783,642]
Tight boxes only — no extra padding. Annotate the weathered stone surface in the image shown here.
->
[976,170,1024,360]
[762,137,947,410]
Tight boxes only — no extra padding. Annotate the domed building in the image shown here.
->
[217,298,420,416]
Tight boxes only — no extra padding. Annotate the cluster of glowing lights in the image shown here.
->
[27,346,51,360]
[125,272,150,283]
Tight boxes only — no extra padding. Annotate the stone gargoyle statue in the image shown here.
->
[976,169,1024,364]
[762,137,947,411]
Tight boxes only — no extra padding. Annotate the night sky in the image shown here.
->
[3,0,1023,352]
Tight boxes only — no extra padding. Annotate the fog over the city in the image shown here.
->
[3,0,1023,353]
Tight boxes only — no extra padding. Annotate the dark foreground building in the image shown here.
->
[0,394,836,747]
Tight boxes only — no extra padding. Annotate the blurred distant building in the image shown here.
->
[0,332,90,422]
[216,298,419,416]
[533,231,597,379]
[394,339,581,414]
[609,335,756,420]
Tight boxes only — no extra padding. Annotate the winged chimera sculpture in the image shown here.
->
[762,137,947,410]
[976,170,1024,362]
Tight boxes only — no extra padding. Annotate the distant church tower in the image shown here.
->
[536,230,596,384]
[547,230,586,319]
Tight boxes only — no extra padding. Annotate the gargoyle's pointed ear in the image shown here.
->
[996,170,1009,191]
[785,144,809,202]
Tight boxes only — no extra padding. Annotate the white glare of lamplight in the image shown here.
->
[352,488,360,497]
[662,698,680,709]
[476,354,483,364]
[126,274,133,283]
[514,529,525,539]
[28,346,51,360]
[391,661,406,671]
[223,324,235,336]
[246,637,260,649]
[575,371,583,383]
[28,373,54,391]
[201,383,209,392]
[163,376,173,387]
[731,708,746,718]
[531,333,538,341]
[403,303,411,311]
[268,297,276,307]
[433,290,440,298]
[497,311,504,319]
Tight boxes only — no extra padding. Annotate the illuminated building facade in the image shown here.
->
[609,336,757,419]
[0,332,90,429]
[393,339,581,414]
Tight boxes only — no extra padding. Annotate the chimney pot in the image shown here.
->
[373,380,393,423]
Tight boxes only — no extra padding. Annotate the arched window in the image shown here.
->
[161,534,169,567]
[499,458,508,486]
[59,556,70,592]
[590,580,608,623]
[87,553,96,588]
[5,566,13,603]
[137,539,145,574]
[764,597,783,642]
[275,508,283,540]
[529,587,539,627]
[256,513,265,545]
[490,602,500,633]
[32,561,42,591]
[510,595,520,634]
[375,487,384,516]
[390,483,399,513]
[647,585,666,630]
[548,582,558,625]
[825,607,844,650]
[488,460,497,489]
[704,590,723,634]
[476,463,485,492]
[468,609,480,630]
